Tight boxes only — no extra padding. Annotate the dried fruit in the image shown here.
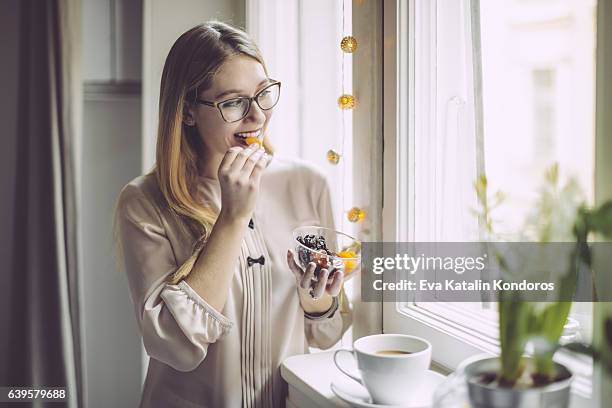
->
[296,234,360,279]
[296,234,335,277]
[337,250,358,273]
[245,136,261,146]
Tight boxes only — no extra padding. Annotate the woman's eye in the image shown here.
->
[259,90,271,97]
[223,99,243,108]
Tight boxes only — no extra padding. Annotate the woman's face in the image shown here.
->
[186,55,273,160]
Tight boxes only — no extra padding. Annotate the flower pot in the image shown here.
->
[464,357,573,408]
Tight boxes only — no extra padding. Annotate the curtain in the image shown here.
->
[246,0,351,231]
[2,1,83,407]
[413,0,484,243]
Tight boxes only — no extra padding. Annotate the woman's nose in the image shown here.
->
[245,99,267,123]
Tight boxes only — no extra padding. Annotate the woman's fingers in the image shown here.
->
[240,147,266,176]
[287,250,317,290]
[287,249,343,299]
[218,146,243,175]
[287,250,303,279]
[249,152,270,181]
[300,262,317,289]
[228,143,260,172]
[311,269,329,299]
[326,269,344,297]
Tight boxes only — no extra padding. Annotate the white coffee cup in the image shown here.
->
[333,334,432,405]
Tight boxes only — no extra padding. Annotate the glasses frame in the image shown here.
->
[195,79,281,123]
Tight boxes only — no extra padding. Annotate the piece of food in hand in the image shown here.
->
[312,252,330,271]
[245,136,262,146]
[296,234,336,278]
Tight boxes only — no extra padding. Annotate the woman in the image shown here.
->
[114,21,352,407]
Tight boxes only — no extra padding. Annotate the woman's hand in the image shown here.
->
[218,144,270,221]
[287,249,344,313]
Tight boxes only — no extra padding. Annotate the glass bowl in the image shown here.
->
[292,226,361,280]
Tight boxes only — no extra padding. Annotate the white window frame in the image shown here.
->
[381,0,593,404]
[383,0,497,371]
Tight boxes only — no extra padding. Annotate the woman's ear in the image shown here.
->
[183,102,196,127]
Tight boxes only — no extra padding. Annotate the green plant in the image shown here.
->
[474,164,612,387]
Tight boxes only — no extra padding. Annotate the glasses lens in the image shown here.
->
[256,83,280,110]
[219,98,249,122]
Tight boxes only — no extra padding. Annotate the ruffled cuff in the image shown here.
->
[304,308,344,349]
[160,281,233,344]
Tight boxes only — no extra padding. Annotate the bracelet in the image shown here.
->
[304,296,339,321]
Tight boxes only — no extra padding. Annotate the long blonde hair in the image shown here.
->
[156,21,273,284]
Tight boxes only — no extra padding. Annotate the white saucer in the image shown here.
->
[330,370,445,408]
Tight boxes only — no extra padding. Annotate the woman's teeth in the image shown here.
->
[235,129,261,138]
[235,129,262,145]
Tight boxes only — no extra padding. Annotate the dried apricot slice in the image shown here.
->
[245,136,261,146]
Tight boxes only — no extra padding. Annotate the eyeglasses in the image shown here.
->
[195,80,281,123]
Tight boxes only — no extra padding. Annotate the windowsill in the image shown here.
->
[280,351,449,407]
[281,351,347,408]
[281,349,594,407]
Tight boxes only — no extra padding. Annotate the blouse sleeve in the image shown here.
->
[303,176,353,349]
[115,184,233,372]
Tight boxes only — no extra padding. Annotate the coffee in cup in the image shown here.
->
[375,349,413,356]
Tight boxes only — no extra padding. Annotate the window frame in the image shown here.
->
[381,0,593,404]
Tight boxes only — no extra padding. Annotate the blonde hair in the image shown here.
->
[155,21,273,284]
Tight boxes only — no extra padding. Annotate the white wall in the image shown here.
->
[81,1,144,406]
[83,0,142,81]
[81,91,143,408]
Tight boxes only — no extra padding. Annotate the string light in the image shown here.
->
[340,36,358,53]
[335,0,365,225]
[337,94,356,110]
[327,149,341,164]
[347,207,366,223]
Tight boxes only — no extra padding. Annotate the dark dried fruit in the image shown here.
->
[296,234,337,277]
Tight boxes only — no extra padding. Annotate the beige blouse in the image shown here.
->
[114,156,352,408]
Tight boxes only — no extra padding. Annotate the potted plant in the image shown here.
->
[463,165,612,408]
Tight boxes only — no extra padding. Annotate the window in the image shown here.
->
[532,68,556,161]
[383,0,596,402]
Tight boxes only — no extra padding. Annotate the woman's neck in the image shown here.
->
[198,153,223,181]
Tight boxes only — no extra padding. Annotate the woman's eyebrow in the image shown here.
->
[214,78,270,99]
